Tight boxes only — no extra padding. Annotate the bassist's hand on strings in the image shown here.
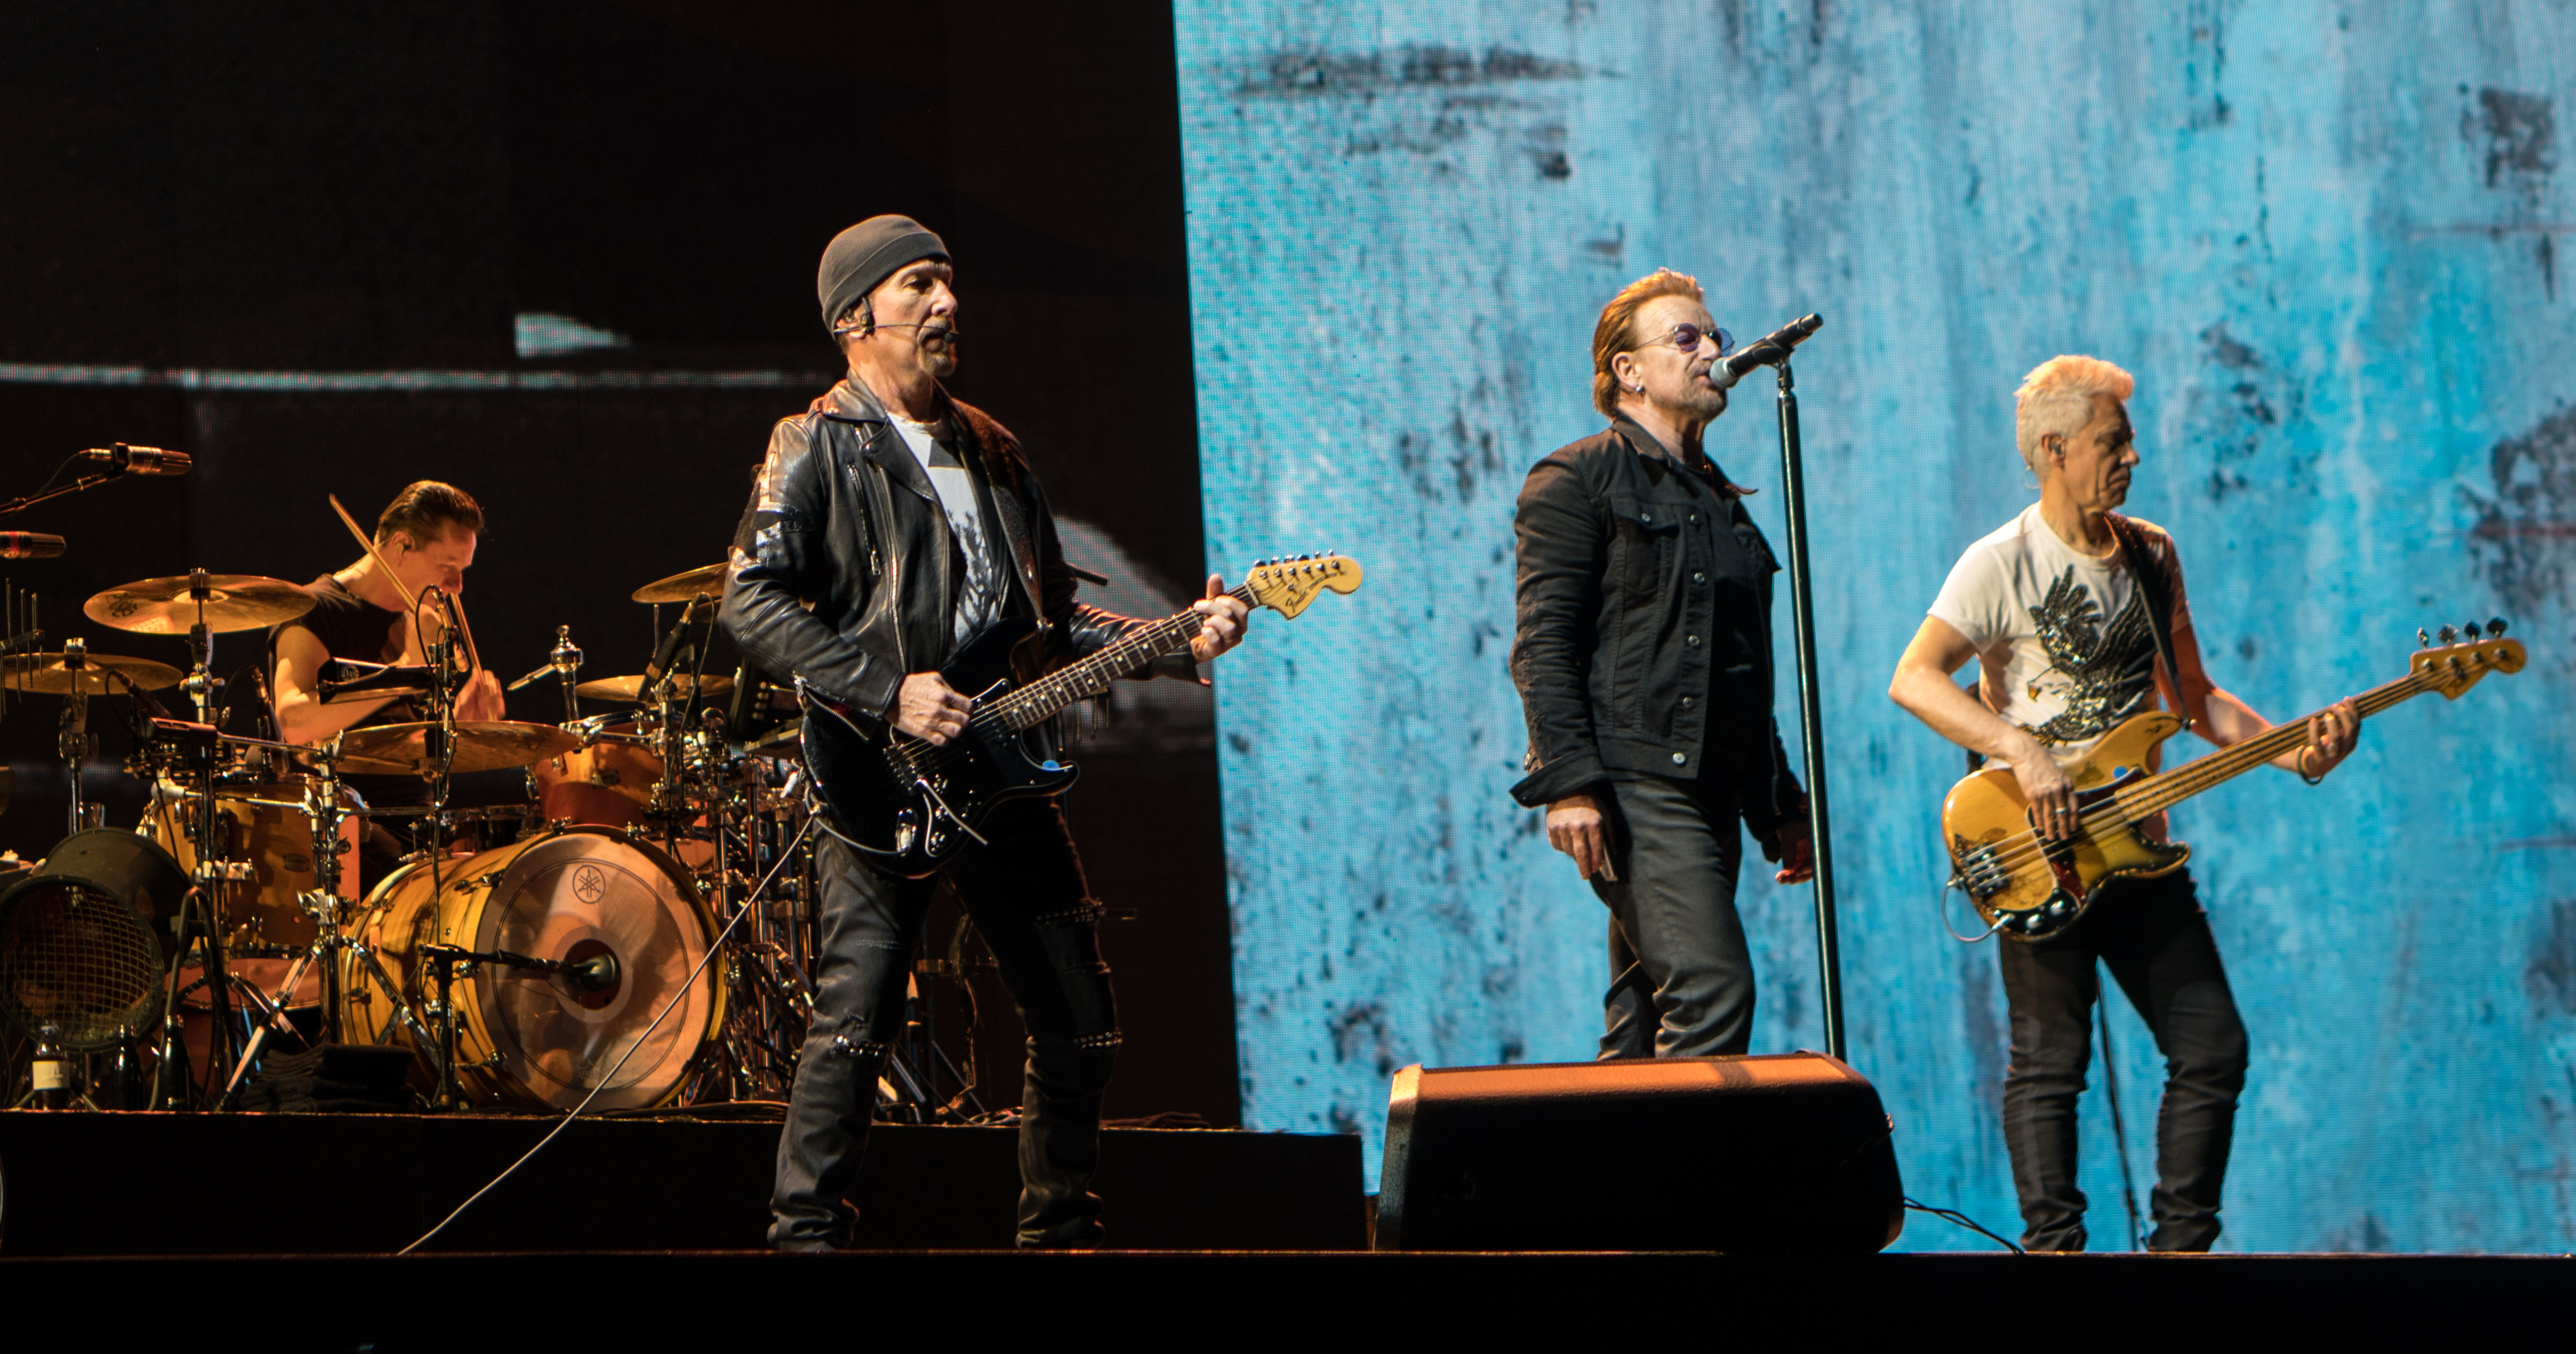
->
[2007,738,2081,842]
[893,671,973,746]
[1190,575,1250,662]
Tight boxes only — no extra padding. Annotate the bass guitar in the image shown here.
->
[1944,623,2525,939]
[803,553,1363,877]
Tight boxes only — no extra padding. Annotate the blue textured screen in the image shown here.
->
[1176,2,2576,1251]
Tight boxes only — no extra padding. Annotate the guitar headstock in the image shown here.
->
[1242,553,1364,619]
[2411,617,2526,699]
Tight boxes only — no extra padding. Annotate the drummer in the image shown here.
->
[269,481,505,874]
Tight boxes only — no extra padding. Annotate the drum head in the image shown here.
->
[469,832,714,1110]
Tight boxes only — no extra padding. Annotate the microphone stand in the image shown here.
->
[1769,358,1849,1062]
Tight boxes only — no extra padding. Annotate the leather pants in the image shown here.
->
[769,797,1120,1250]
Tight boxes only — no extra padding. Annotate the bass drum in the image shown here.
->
[340,827,725,1111]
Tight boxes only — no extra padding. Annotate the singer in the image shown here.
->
[722,214,1248,1250]
[1509,267,1814,1061]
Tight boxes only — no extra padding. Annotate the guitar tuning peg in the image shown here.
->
[2417,628,2431,648]
[2437,625,2457,643]
[2489,617,2509,637]
[2463,620,2481,641]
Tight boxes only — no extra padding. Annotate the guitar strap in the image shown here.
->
[2106,513,2189,730]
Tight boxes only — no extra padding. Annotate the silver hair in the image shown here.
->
[2014,355,2136,473]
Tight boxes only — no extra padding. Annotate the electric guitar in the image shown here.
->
[1944,624,2525,940]
[802,553,1364,877]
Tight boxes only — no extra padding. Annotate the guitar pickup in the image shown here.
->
[1954,842,2010,898]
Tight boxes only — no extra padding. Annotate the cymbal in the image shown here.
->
[632,562,730,605]
[85,574,315,635]
[334,720,584,776]
[3,651,183,695]
[575,672,735,703]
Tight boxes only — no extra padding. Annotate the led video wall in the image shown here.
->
[1177,1,2576,1250]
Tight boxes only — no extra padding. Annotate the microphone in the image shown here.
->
[1714,314,1824,386]
[0,532,65,560]
[80,443,192,476]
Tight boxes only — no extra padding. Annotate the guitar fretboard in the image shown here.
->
[983,584,1255,732]
[2108,663,2446,820]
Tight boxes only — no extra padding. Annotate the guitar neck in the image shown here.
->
[985,584,1253,732]
[2110,668,2434,820]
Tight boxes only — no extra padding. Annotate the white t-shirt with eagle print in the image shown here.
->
[1928,504,2188,773]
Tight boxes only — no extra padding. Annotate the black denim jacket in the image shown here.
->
[722,376,1190,729]
[1508,416,1804,851]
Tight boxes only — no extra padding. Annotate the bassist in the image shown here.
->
[722,215,1248,1250]
[1887,354,2357,1252]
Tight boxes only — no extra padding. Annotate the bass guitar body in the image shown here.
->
[1942,709,2191,939]
[801,616,1077,878]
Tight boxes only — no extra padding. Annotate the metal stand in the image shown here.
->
[1770,359,1850,1062]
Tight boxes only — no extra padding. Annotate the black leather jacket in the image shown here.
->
[722,376,1190,728]
[1509,416,1804,849]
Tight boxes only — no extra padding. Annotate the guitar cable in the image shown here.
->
[395,813,816,1255]
[1904,1197,2024,1253]
[1935,875,2009,945]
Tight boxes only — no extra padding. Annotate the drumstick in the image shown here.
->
[329,494,480,672]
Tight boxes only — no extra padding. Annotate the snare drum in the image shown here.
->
[339,825,725,1111]
[530,718,662,829]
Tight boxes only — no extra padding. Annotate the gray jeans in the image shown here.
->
[769,797,1119,1250]
[1591,775,1756,1059]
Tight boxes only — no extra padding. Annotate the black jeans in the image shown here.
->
[1591,775,1756,1059]
[1997,869,2248,1252]
[769,797,1119,1250]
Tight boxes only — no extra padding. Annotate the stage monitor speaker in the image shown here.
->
[1376,1051,1904,1252]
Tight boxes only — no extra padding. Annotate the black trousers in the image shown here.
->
[1591,775,1756,1060]
[1997,869,2248,1252]
[769,797,1119,1250]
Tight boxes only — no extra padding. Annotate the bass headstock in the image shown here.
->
[1243,553,1364,619]
[2411,618,2526,699]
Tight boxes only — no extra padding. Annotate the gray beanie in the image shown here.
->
[817,215,950,332]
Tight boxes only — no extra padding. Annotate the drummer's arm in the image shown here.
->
[273,626,400,745]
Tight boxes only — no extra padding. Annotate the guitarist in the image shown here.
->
[1887,354,2359,1252]
[722,215,1248,1251]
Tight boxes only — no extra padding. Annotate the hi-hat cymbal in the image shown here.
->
[575,672,735,703]
[3,651,184,695]
[632,562,730,605]
[85,574,315,635]
[334,720,584,776]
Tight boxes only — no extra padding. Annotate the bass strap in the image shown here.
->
[2106,513,2189,731]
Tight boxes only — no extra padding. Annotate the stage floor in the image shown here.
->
[3,1250,2565,1345]
[0,1108,1365,1255]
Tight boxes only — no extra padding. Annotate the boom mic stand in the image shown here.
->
[1757,337,1851,1062]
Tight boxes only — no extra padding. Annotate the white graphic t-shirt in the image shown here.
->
[889,412,1007,647]
[1928,504,2187,772]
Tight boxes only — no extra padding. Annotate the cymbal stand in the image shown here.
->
[507,623,584,724]
[216,757,359,1105]
[415,590,468,1109]
[56,637,96,834]
[181,566,216,724]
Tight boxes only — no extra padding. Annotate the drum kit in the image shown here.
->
[0,556,988,1120]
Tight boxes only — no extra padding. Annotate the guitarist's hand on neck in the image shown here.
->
[893,672,973,746]
[1189,574,1251,662]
